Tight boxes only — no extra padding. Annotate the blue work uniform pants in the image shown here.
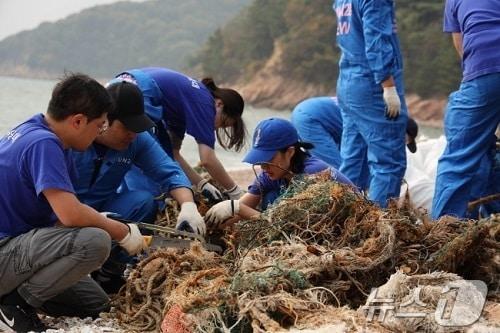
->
[337,74,407,207]
[99,188,157,223]
[432,73,500,219]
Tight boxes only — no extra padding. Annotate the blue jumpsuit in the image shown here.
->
[112,68,217,194]
[432,0,500,219]
[291,97,343,168]
[333,0,408,207]
[72,132,190,223]
[291,96,370,189]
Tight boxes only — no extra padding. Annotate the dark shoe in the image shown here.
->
[91,269,126,294]
[91,244,135,294]
[0,302,47,333]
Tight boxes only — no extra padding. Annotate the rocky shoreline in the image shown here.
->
[237,78,446,128]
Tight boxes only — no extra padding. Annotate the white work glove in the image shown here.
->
[383,86,401,120]
[204,200,240,229]
[118,224,147,255]
[196,179,223,203]
[224,184,244,200]
[176,202,206,236]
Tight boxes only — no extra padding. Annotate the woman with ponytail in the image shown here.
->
[204,118,355,228]
[110,68,247,203]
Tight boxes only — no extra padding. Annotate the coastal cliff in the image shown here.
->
[233,42,446,127]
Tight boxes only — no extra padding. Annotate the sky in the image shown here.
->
[0,0,146,41]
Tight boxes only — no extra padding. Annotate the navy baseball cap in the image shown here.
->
[106,81,154,133]
[243,118,299,164]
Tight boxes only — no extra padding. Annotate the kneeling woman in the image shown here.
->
[204,118,355,228]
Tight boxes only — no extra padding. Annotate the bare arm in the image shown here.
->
[173,144,237,191]
[173,149,203,186]
[236,202,261,220]
[44,189,128,241]
[198,143,236,190]
[231,193,262,221]
[218,199,261,227]
[169,187,195,205]
[381,76,395,88]
[452,32,463,57]
[239,192,261,210]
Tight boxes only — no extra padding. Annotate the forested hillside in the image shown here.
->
[0,0,462,117]
[192,0,462,107]
[0,0,250,78]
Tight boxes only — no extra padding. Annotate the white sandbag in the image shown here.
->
[400,136,446,212]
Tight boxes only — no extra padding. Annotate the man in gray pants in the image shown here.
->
[0,73,147,333]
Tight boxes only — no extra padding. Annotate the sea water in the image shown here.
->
[0,75,443,170]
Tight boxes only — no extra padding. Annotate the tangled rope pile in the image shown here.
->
[112,243,228,332]
[111,173,499,332]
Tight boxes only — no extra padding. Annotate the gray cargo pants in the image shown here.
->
[0,226,111,318]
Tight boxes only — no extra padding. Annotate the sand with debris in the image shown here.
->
[40,171,499,333]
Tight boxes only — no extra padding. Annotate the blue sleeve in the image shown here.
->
[65,150,78,185]
[180,81,216,148]
[24,139,75,196]
[360,0,396,84]
[144,68,217,149]
[248,177,263,196]
[133,133,191,192]
[185,99,216,148]
[443,0,460,33]
[247,172,275,196]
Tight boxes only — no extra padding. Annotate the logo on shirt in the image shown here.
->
[114,157,132,165]
[189,78,200,89]
[335,3,352,35]
[114,73,137,85]
[5,130,21,143]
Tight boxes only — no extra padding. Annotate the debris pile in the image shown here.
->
[111,173,500,332]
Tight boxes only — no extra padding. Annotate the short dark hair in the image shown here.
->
[279,142,314,174]
[47,73,114,122]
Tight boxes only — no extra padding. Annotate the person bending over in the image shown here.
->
[110,68,247,204]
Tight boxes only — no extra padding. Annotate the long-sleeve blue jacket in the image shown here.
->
[334,0,403,84]
[72,132,190,208]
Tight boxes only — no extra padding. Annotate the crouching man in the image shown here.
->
[0,74,146,333]
[72,81,205,293]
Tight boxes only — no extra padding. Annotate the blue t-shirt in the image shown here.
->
[127,68,217,149]
[247,156,354,210]
[73,132,190,209]
[0,114,76,238]
[444,0,500,81]
[292,97,343,144]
